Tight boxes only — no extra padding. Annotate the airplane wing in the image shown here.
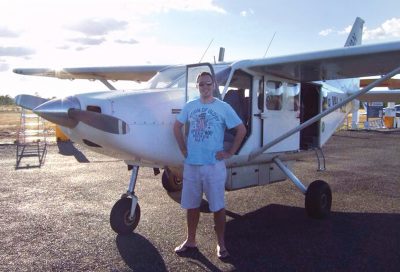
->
[358,90,400,102]
[236,41,400,82]
[13,65,168,82]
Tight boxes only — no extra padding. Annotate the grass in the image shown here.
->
[0,106,21,126]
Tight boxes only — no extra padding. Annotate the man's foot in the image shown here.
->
[174,242,198,253]
[217,245,230,259]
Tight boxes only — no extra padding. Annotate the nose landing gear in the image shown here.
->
[110,165,141,234]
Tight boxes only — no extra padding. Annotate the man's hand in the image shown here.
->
[215,150,232,160]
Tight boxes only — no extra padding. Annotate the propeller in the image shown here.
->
[68,109,129,135]
[15,94,49,110]
[31,96,129,135]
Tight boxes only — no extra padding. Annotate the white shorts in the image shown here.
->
[181,160,227,212]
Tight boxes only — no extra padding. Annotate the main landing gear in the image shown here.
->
[110,166,141,234]
[273,157,332,219]
[161,167,182,192]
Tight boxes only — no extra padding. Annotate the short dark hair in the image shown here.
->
[196,71,213,83]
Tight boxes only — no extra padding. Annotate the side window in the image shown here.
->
[258,78,264,111]
[222,69,252,127]
[265,81,283,111]
[285,83,300,112]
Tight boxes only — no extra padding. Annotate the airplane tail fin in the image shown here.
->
[344,17,364,129]
[344,17,364,47]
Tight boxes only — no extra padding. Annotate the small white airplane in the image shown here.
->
[14,17,400,235]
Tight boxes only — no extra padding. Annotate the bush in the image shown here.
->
[0,95,15,105]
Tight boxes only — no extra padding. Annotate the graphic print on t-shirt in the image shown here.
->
[190,107,221,142]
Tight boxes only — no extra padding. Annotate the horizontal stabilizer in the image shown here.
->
[15,94,49,110]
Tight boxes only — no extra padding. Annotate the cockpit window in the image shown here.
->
[143,64,231,91]
[145,66,186,89]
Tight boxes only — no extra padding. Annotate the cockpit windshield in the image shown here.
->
[144,66,186,89]
[143,64,231,91]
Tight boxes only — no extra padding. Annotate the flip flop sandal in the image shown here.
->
[174,244,198,253]
[217,248,230,259]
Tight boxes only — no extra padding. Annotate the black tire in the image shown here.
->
[110,198,141,234]
[305,180,332,219]
[162,168,182,192]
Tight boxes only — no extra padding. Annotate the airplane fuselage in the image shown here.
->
[57,64,353,182]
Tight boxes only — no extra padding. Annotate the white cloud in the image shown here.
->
[338,25,352,35]
[68,37,106,46]
[364,18,400,40]
[66,18,128,36]
[240,8,254,17]
[0,0,227,58]
[0,26,19,38]
[319,28,333,36]
[0,61,9,72]
[0,46,35,57]
[320,18,400,41]
[115,38,139,44]
[136,0,227,14]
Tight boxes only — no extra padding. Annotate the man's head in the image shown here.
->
[197,72,214,102]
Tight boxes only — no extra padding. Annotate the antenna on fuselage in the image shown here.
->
[218,47,225,62]
[263,31,276,58]
[199,38,214,63]
[213,47,225,64]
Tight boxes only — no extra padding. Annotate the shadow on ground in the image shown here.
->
[116,233,167,271]
[222,204,400,271]
[57,141,89,163]
[115,204,400,271]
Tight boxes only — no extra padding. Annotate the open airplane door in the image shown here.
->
[261,80,300,153]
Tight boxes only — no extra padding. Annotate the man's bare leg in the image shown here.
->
[214,208,228,257]
[186,208,200,246]
[175,208,200,252]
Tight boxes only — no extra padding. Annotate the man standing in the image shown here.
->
[173,71,246,258]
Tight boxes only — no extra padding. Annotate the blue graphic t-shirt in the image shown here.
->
[177,98,242,165]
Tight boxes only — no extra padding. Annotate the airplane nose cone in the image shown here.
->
[33,96,81,128]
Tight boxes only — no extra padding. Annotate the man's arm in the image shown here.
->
[216,123,246,160]
[173,120,187,158]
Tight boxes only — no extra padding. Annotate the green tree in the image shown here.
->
[0,95,15,105]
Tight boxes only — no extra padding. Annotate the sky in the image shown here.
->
[1,0,400,98]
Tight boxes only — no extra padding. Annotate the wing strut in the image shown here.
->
[248,65,400,161]
[100,79,117,90]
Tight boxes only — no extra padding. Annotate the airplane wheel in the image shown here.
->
[305,180,332,219]
[110,198,141,235]
[162,168,182,192]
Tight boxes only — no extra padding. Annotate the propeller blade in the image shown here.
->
[68,109,129,135]
[15,94,49,110]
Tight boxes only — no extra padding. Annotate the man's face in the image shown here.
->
[197,74,214,100]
